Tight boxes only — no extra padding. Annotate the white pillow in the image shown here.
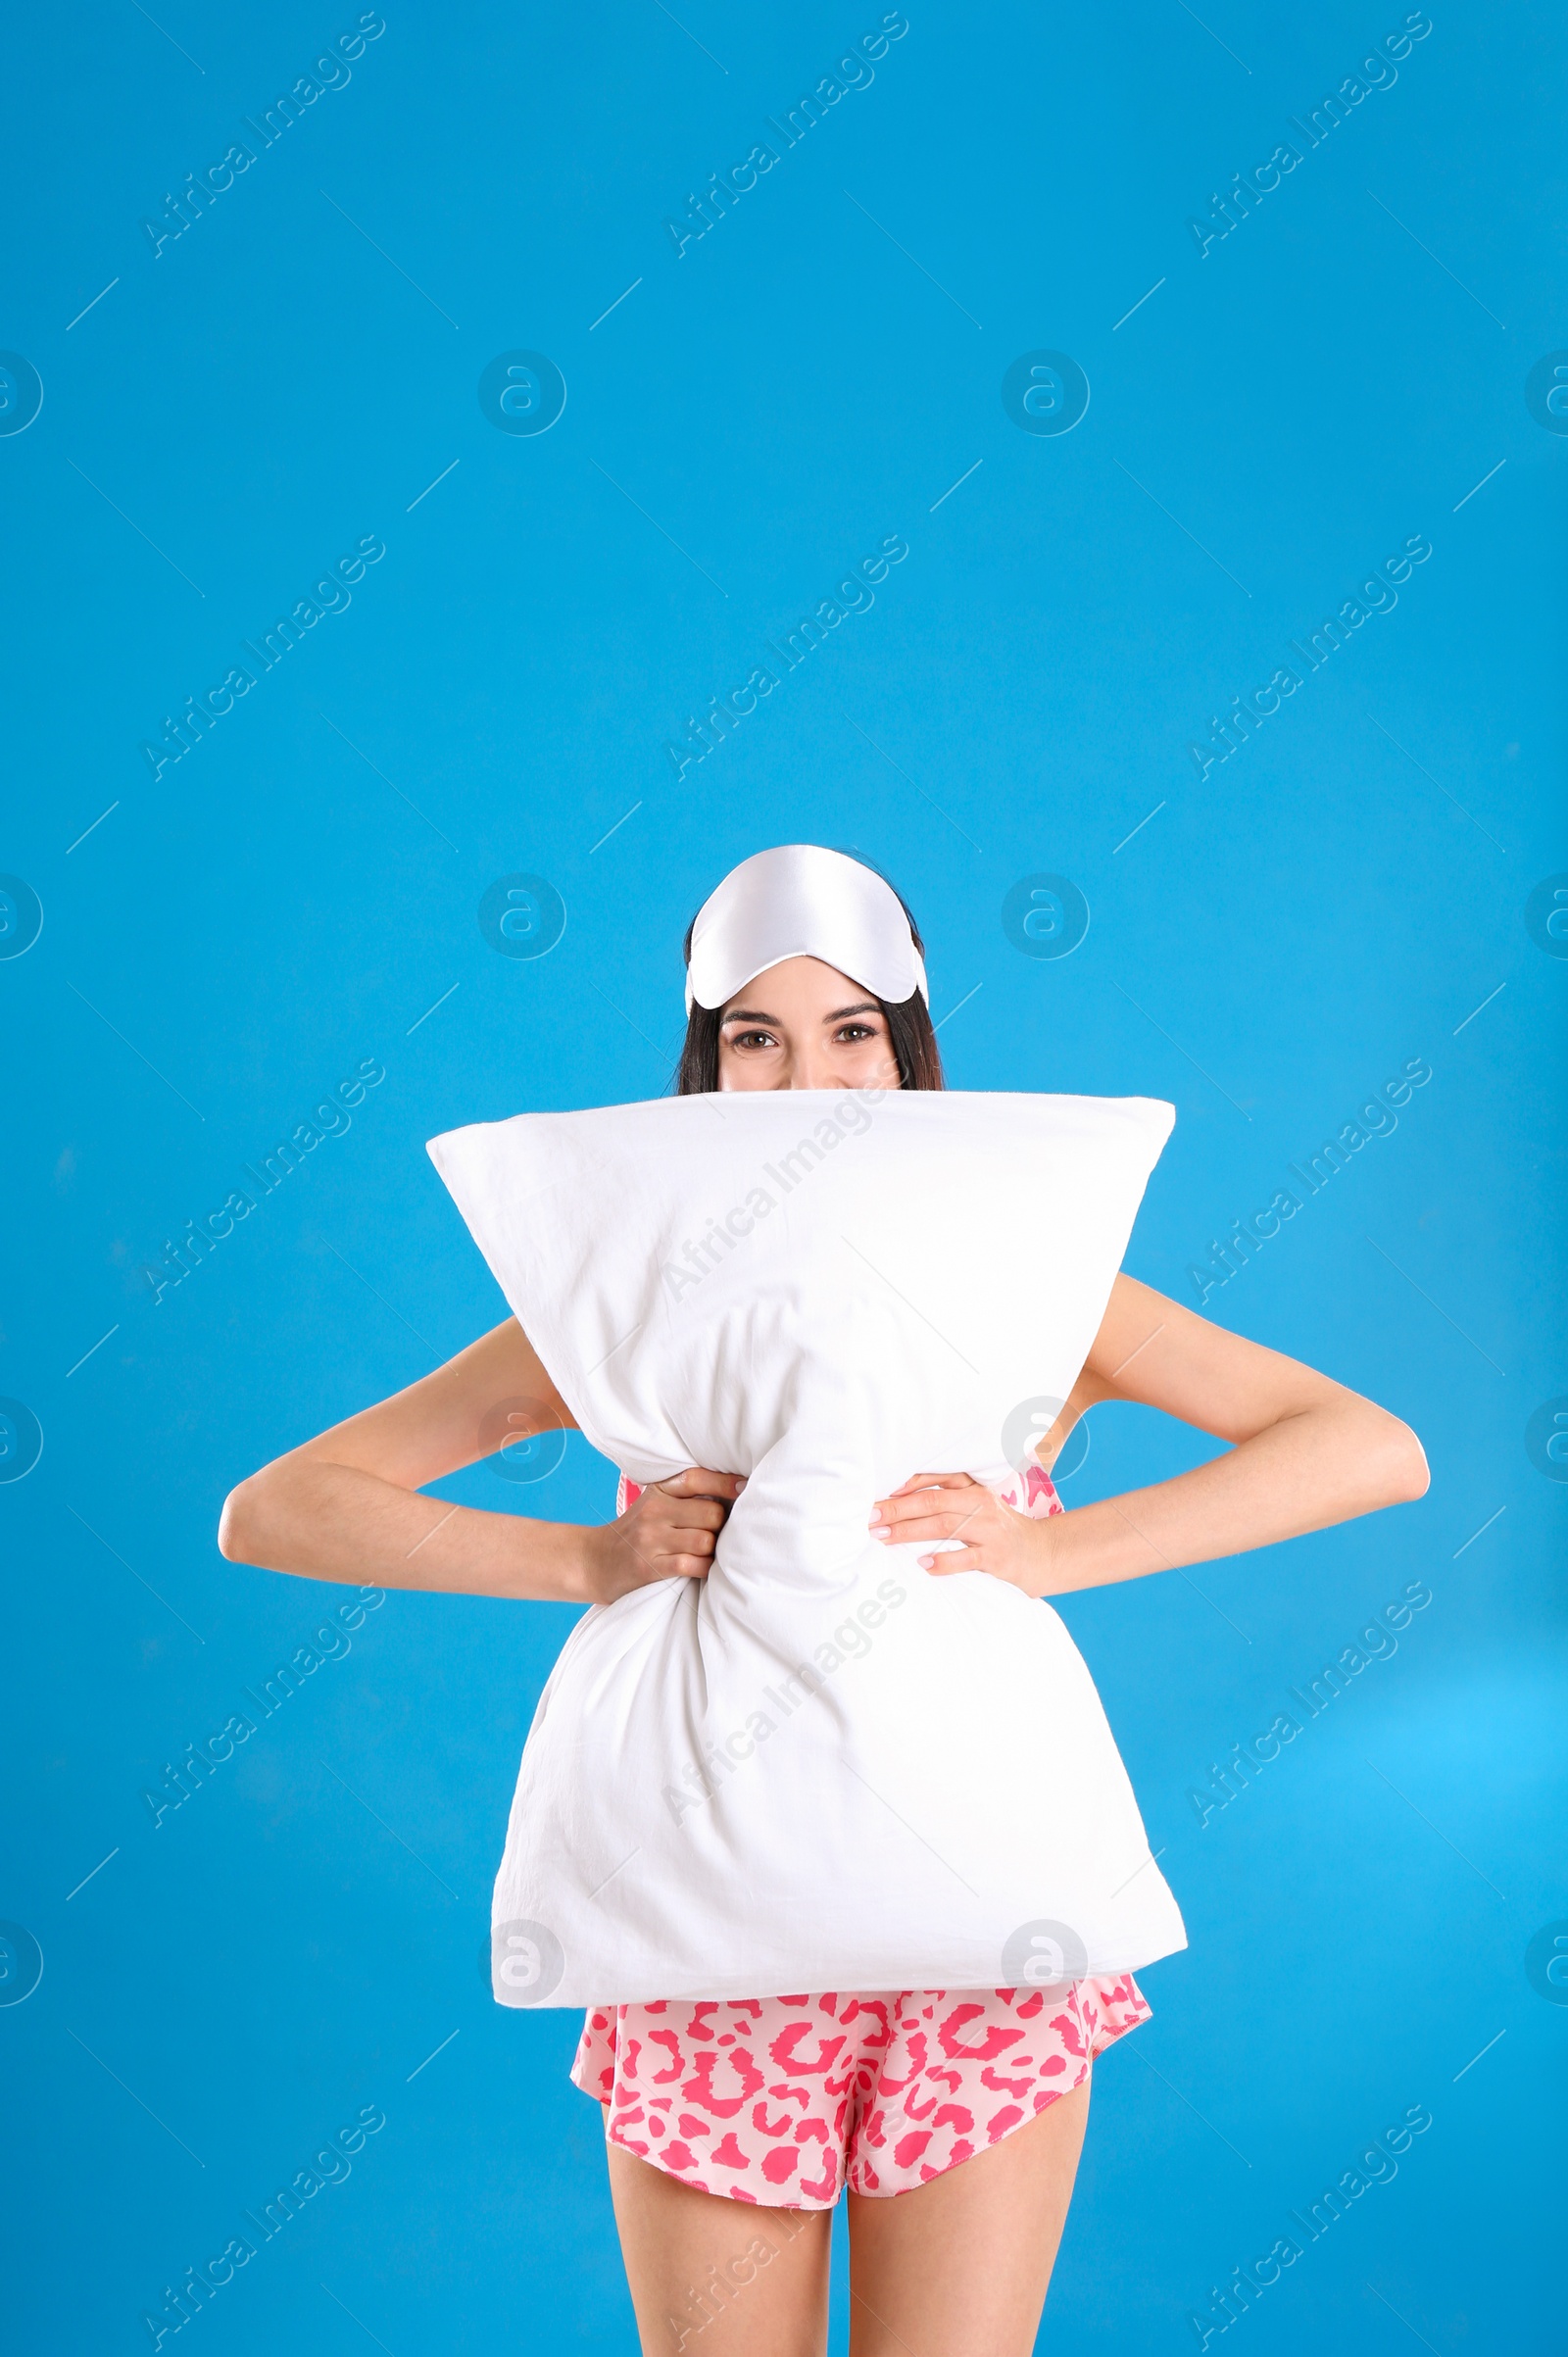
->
[427,1087,1187,2007]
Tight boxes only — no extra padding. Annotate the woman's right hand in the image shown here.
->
[580,1468,745,1606]
[219,1312,749,1611]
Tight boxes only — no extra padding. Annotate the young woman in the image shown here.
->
[220,846,1428,2357]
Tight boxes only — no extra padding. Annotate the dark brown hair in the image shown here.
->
[673,867,945,1095]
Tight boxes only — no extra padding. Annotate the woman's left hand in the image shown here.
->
[869,1472,1054,1598]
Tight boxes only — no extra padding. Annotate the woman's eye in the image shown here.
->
[732,1029,776,1050]
[836,1023,876,1043]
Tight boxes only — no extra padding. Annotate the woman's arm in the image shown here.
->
[869,1273,1429,1598]
[218,1315,741,1606]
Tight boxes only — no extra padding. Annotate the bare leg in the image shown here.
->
[605,2123,833,2357]
[845,2073,1092,2357]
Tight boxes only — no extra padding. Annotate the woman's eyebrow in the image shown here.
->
[720,1000,882,1026]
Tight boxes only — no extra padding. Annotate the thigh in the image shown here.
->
[605,2129,833,2357]
[845,2072,1091,2357]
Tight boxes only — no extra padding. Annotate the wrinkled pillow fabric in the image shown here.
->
[427,1088,1188,2007]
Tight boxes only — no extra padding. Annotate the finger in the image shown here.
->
[664,1526,716,1557]
[891,1472,978,1495]
[872,1487,978,1523]
[666,1554,712,1580]
[685,1467,746,1498]
[871,1508,942,1541]
[875,1520,982,1550]
[661,1467,746,1498]
[871,1508,957,1541]
[867,1489,980,1527]
[641,1498,726,1537]
[663,1508,737,1547]
[620,1533,665,1584]
[921,1547,987,1576]
[648,1497,727,1534]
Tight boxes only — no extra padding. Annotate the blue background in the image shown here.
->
[2,1,1564,2348]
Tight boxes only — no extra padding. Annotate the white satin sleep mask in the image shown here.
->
[684,844,929,1014]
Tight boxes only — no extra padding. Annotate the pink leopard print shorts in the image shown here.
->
[570,1975,1150,2206]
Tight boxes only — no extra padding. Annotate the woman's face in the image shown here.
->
[716,956,899,1091]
